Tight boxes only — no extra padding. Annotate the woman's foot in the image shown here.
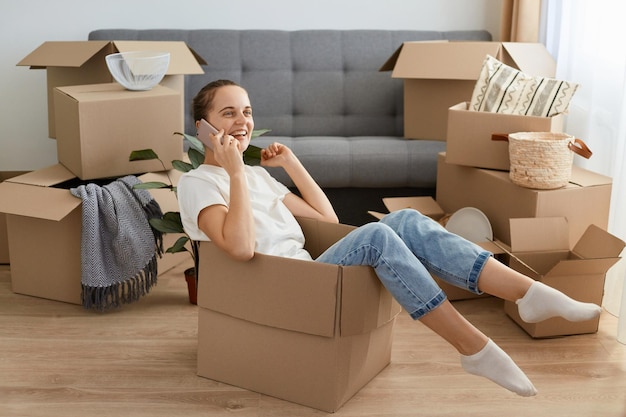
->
[516,281,602,323]
[461,339,537,397]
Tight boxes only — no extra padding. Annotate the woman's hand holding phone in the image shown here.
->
[196,118,221,151]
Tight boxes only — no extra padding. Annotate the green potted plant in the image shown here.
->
[129,129,269,304]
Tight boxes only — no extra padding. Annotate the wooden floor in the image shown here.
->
[1,261,626,417]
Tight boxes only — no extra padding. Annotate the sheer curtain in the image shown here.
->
[542,0,626,342]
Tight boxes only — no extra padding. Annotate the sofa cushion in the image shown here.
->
[253,136,445,188]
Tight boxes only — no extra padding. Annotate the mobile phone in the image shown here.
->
[196,118,221,151]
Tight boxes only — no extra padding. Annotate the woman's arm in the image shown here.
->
[197,134,256,261]
[262,142,339,224]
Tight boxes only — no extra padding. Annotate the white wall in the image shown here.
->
[0,0,502,171]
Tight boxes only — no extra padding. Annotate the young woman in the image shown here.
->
[177,80,602,397]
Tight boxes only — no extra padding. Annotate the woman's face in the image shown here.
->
[205,85,254,153]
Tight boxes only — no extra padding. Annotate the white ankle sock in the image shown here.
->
[461,339,537,397]
[516,281,602,323]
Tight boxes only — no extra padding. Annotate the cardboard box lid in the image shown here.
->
[380,41,554,80]
[0,164,80,221]
[368,196,445,221]
[510,218,625,277]
[18,40,205,75]
[381,41,500,80]
[510,217,570,253]
[500,42,556,78]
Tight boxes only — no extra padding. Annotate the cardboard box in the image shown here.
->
[380,42,555,141]
[503,217,624,337]
[54,83,183,180]
[0,164,188,304]
[445,102,565,170]
[368,196,502,300]
[197,217,401,412]
[436,153,612,247]
[1,172,27,264]
[17,40,205,138]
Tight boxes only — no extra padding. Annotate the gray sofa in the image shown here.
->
[89,29,492,225]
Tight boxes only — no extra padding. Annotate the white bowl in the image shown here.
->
[105,51,170,91]
[444,207,493,243]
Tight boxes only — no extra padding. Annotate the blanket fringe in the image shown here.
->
[82,254,159,312]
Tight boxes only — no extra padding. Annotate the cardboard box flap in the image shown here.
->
[387,41,500,80]
[572,224,626,259]
[340,266,401,337]
[198,242,340,338]
[0,164,80,220]
[510,217,570,253]
[383,196,445,218]
[0,182,80,221]
[5,163,75,187]
[379,42,405,72]
[548,257,622,277]
[112,41,206,75]
[569,166,613,187]
[298,217,356,259]
[501,42,556,77]
[17,41,111,68]
[18,40,205,75]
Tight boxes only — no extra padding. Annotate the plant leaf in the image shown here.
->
[166,236,191,254]
[149,211,184,233]
[243,144,263,166]
[133,181,171,190]
[172,159,194,173]
[129,149,160,161]
[188,148,205,168]
[175,131,205,152]
[251,128,271,139]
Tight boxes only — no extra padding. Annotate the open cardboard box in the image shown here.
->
[53,83,183,180]
[0,164,189,304]
[196,217,401,413]
[368,196,503,300]
[445,102,565,170]
[502,217,625,337]
[380,41,555,141]
[436,152,612,247]
[17,40,206,138]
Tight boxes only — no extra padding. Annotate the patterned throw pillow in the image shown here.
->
[469,55,579,117]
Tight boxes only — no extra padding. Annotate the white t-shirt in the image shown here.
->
[177,164,313,261]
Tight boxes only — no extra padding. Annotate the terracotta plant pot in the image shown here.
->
[184,267,197,305]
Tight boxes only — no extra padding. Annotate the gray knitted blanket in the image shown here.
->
[70,175,163,311]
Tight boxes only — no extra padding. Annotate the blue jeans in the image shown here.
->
[315,209,492,320]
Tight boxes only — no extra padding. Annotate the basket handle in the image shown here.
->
[491,133,509,142]
[569,138,593,159]
[491,133,593,159]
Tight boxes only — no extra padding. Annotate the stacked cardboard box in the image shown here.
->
[380,41,624,337]
[0,40,205,303]
[380,41,555,141]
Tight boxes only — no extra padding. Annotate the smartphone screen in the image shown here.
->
[196,118,220,150]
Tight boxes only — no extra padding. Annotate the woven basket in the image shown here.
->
[507,132,592,189]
